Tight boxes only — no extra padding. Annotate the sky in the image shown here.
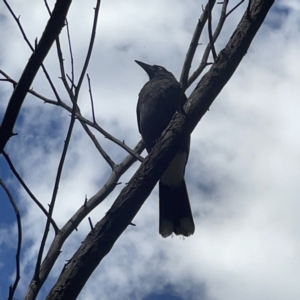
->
[0,0,300,300]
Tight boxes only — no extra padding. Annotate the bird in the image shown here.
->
[135,60,195,238]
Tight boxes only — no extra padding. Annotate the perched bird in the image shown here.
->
[135,60,195,238]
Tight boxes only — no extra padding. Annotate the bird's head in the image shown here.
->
[135,60,174,80]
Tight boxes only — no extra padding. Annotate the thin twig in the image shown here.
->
[55,37,74,99]
[187,0,229,88]
[0,69,59,103]
[66,19,75,91]
[85,74,116,168]
[44,0,52,15]
[226,0,245,17]
[75,0,101,99]
[3,0,34,51]
[88,217,94,231]
[208,0,217,61]
[4,0,62,103]
[87,74,96,123]
[2,151,59,233]
[180,0,216,90]
[0,70,144,162]
[43,0,74,100]
[34,76,79,280]
[81,120,116,169]
[34,0,101,280]
[0,180,22,300]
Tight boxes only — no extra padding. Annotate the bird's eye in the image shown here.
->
[158,66,163,70]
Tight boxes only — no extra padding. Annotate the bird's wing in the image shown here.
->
[136,101,142,134]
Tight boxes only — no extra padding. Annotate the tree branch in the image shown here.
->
[0,0,72,152]
[207,0,217,61]
[24,140,144,300]
[65,19,75,89]
[0,70,145,162]
[187,0,230,88]
[0,179,22,300]
[75,0,101,98]
[2,151,59,233]
[34,58,79,283]
[180,0,216,90]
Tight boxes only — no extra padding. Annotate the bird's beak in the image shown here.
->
[135,60,155,79]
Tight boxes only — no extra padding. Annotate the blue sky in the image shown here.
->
[1,1,300,300]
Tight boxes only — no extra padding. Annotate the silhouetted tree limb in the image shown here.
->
[2,151,59,232]
[23,140,144,300]
[0,179,22,300]
[0,0,72,152]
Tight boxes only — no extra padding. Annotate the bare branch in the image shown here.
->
[34,70,79,281]
[180,0,216,90]
[24,140,144,299]
[226,0,245,17]
[0,0,72,152]
[208,0,217,61]
[43,5,71,101]
[81,120,117,169]
[3,0,34,51]
[4,0,63,103]
[85,74,116,168]
[87,74,96,123]
[0,179,22,300]
[0,70,144,162]
[187,0,229,88]
[88,217,94,231]
[75,0,101,99]
[65,19,75,90]
[44,0,52,15]
[55,37,74,99]
[2,151,59,233]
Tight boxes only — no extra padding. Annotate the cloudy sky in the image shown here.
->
[0,1,300,300]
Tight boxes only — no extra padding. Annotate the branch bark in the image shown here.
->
[46,1,274,299]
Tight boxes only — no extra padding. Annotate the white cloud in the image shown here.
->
[1,1,300,300]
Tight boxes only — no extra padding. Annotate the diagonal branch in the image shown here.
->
[75,0,101,99]
[24,140,144,300]
[87,74,97,124]
[65,19,75,89]
[0,70,145,162]
[46,1,275,299]
[34,62,79,282]
[207,0,217,61]
[180,0,216,90]
[0,0,72,152]
[86,73,116,169]
[2,151,59,232]
[187,0,230,88]
[227,0,245,17]
[4,0,62,103]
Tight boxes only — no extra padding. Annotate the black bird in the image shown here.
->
[135,60,195,238]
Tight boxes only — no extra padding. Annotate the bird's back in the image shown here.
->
[137,76,185,151]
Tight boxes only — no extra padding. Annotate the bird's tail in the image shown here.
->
[159,180,195,238]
